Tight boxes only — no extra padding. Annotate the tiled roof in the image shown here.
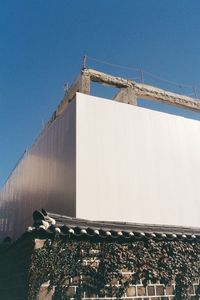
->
[27,209,200,242]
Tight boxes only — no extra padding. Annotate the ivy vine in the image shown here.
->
[28,235,200,300]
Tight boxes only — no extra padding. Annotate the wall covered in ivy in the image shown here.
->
[29,235,200,300]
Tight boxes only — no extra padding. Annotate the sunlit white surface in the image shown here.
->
[76,93,200,227]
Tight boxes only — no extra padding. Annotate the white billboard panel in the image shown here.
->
[76,93,200,227]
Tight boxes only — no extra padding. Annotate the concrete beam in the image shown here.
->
[55,71,90,119]
[79,72,90,94]
[55,74,81,118]
[47,67,200,129]
[113,87,137,105]
[83,68,200,113]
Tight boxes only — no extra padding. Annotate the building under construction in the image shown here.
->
[0,68,200,239]
[0,68,200,300]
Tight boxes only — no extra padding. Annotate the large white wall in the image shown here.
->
[76,93,200,227]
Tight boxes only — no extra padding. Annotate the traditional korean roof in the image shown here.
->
[26,209,200,242]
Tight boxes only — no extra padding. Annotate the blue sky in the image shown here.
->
[1,0,200,187]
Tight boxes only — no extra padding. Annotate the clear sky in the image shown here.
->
[0,0,200,187]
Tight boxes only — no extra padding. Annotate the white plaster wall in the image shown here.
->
[76,93,200,227]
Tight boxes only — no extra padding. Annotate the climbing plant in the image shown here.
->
[28,235,200,300]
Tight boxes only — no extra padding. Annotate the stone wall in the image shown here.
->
[31,237,200,300]
[38,281,199,300]
[0,234,200,300]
